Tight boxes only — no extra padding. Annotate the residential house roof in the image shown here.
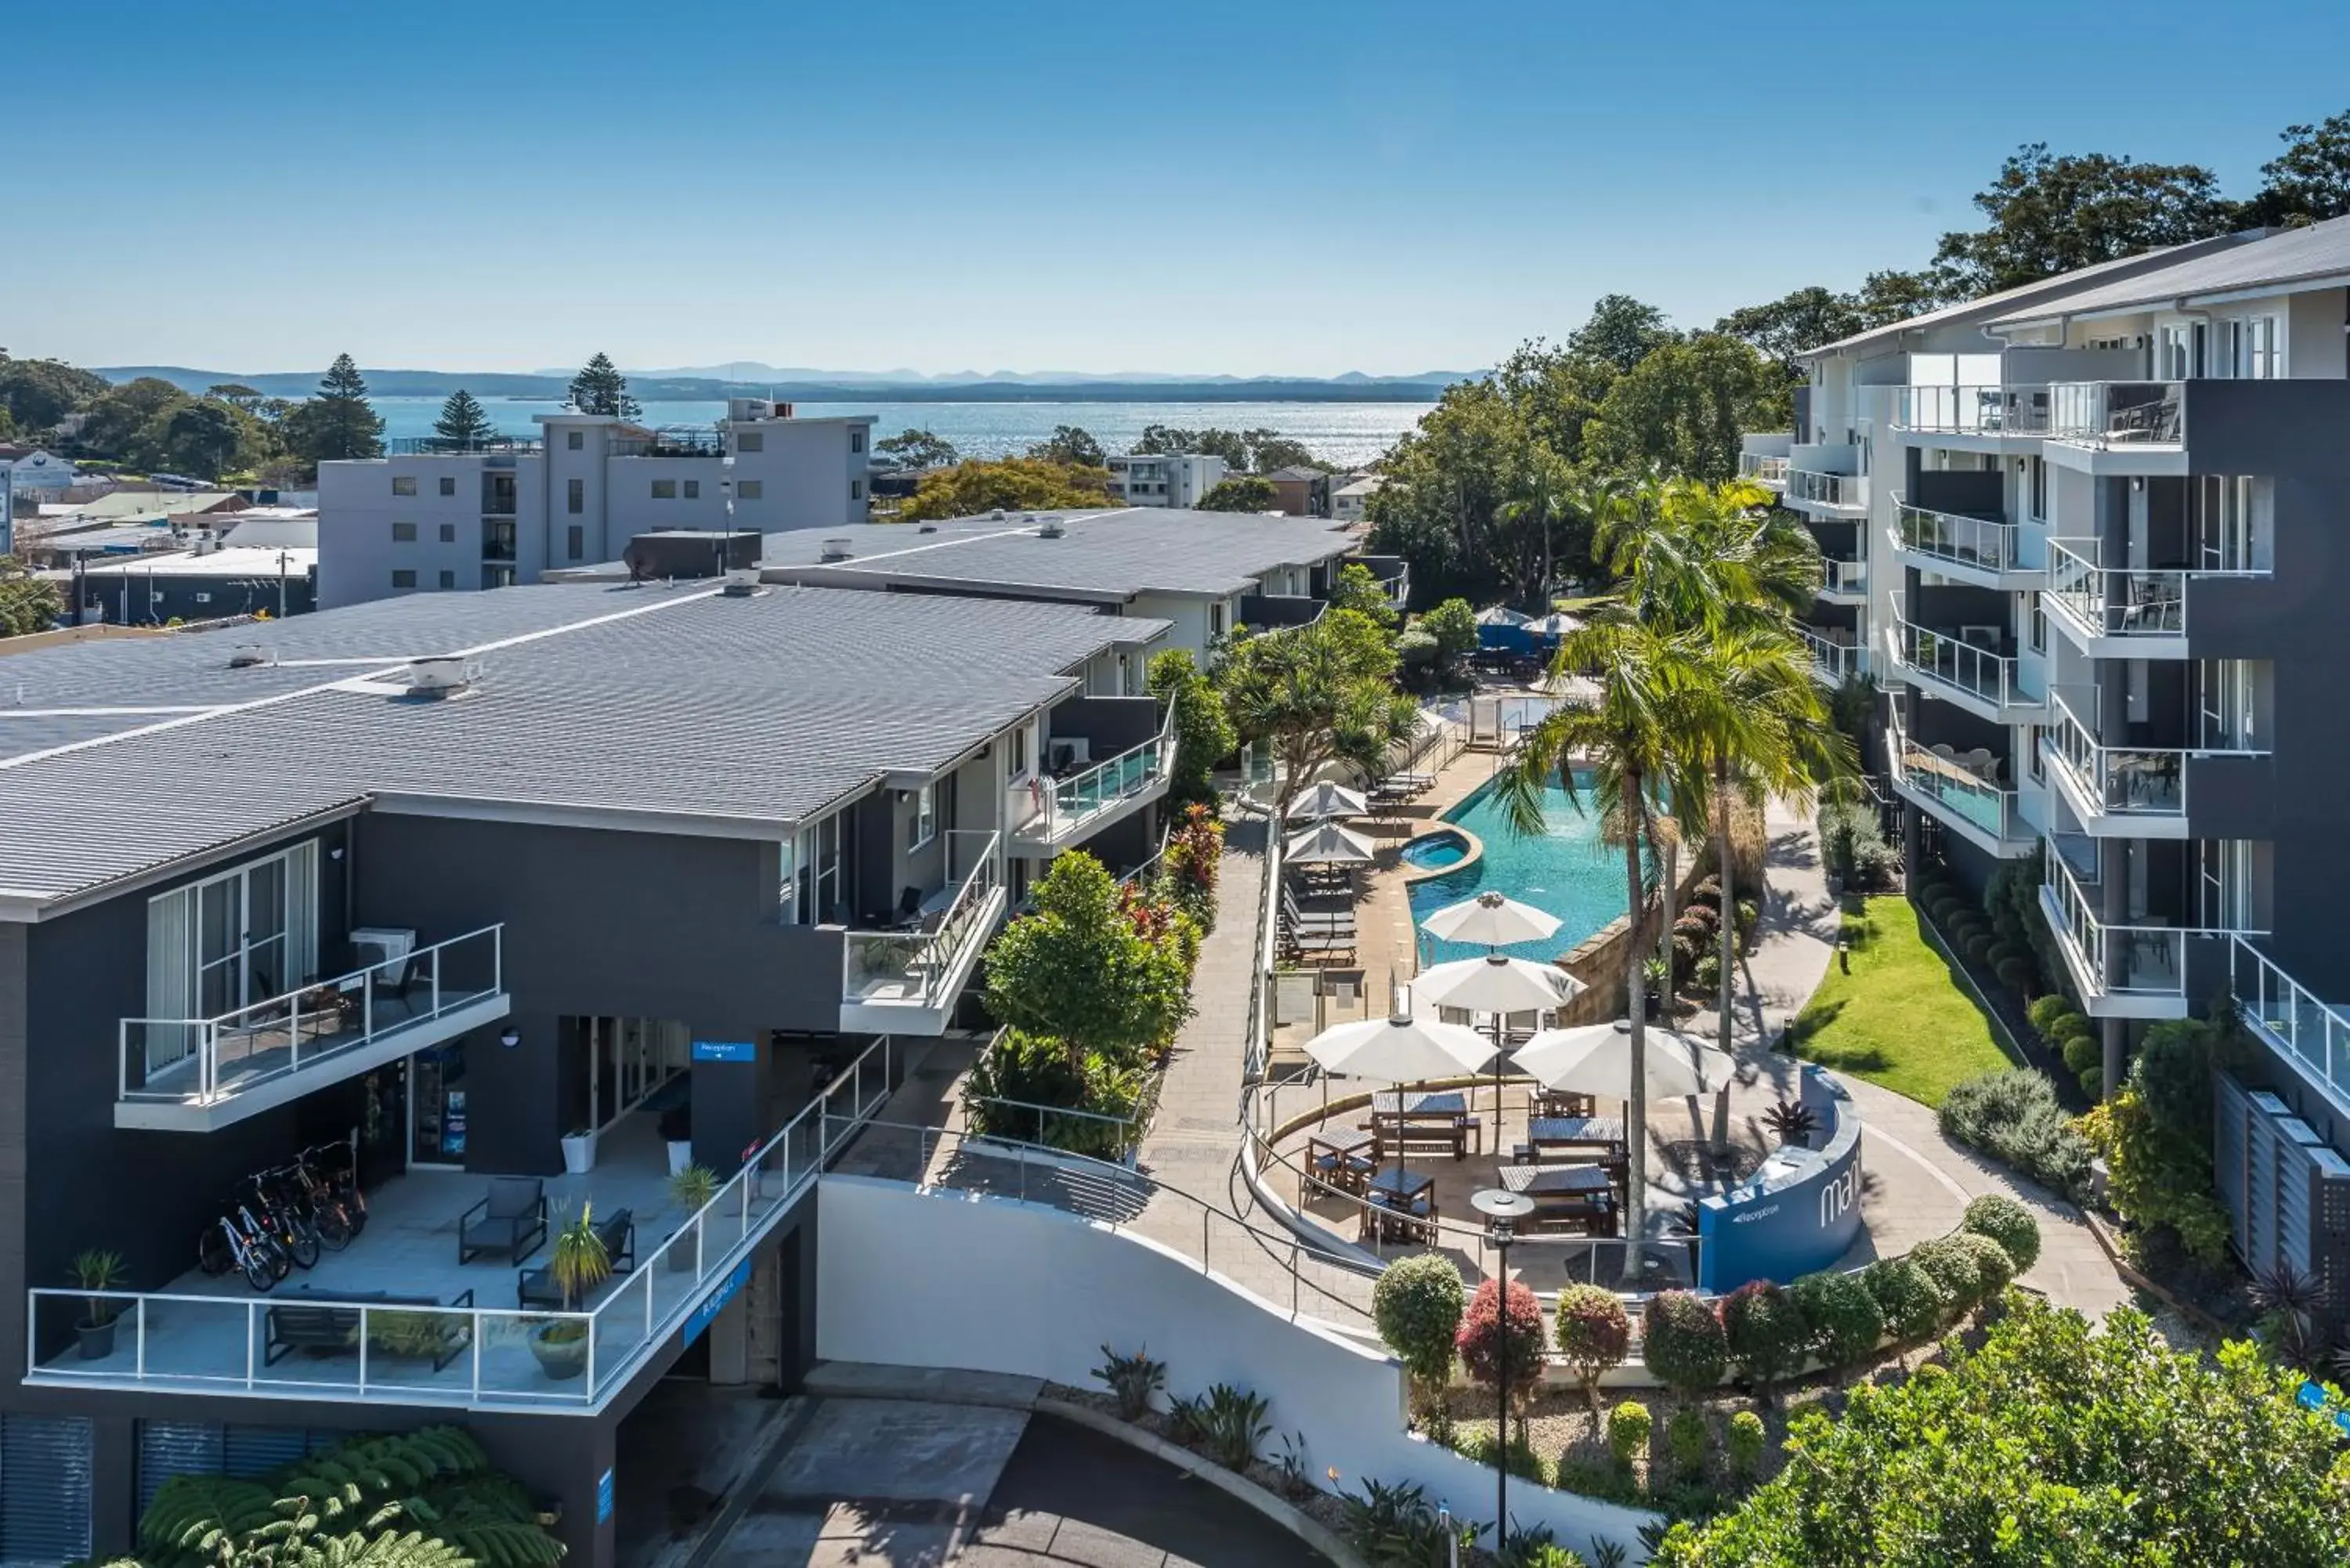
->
[76,546,317,579]
[1265,465,1329,482]
[1985,213,2350,326]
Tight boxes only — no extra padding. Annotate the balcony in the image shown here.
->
[1795,624,1864,688]
[2044,541,2270,657]
[2232,940,2350,1121]
[1008,710,1175,852]
[1358,555,1412,609]
[2046,381,2184,448]
[386,437,540,456]
[1816,556,1867,604]
[481,518,516,564]
[842,831,1004,1031]
[1886,720,2027,854]
[117,927,508,1133]
[1783,470,1867,515]
[30,1037,895,1413]
[1892,497,2032,589]
[609,429,726,458]
[1892,385,2052,438]
[1885,614,2042,723]
[2038,844,2231,1019]
[1737,453,1789,489]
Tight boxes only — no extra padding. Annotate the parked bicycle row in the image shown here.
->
[197,1141,370,1292]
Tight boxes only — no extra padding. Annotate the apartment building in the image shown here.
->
[315,399,876,609]
[1104,450,1226,508]
[1754,214,2350,1311]
[0,580,1172,1566]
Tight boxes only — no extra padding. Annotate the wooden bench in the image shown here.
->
[264,1288,477,1372]
[516,1208,636,1310]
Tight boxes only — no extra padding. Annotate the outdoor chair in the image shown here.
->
[891,885,924,930]
[458,1176,548,1265]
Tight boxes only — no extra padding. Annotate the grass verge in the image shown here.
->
[1784,894,2017,1107]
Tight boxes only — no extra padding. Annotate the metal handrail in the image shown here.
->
[1028,707,1177,842]
[1893,496,2021,573]
[844,832,1002,1006]
[1737,453,1790,482]
[1242,812,1283,1082]
[1893,385,2051,435]
[1795,624,1861,685]
[1888,724,2016,840]
[1785,469,1863,508]
[1818,557,1867,596]
[1889,615,2037,710]
[2232,938,2350,1114]
[2039,844,2253,1001]
[2045,381,2184,446]
[119,925,504,1108]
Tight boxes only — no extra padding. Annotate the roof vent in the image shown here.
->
[917,524,938,534]
[819,537,854,562]
[989,508,1007,520]
[405,656,479,700]
[227,644,277,669]
[720,568,761,597]
[1036,517,1067,539]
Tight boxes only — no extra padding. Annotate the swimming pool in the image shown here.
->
[1407,771,1635,965]
[1398,829,1471,871]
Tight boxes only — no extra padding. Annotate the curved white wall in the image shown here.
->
[816,1176,1656,1561]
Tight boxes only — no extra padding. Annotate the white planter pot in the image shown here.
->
[667,1140,692,1176]
[560,1133,597,1175]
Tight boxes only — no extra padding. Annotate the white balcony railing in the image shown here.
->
[844,830,1002,1008]
[1889,616,2039,711]
[31,1036,897,1411]
[1889,724,2018,841]
[2041,844,2247,1006]
[2044,688,2184,819]
[119,926,504,1114]
[1010,709,1176,849]
[1892,385,2052,436]
[1817,557,1867,598]
[1784,469,1865,509]
[1894,497,2023,576]
[1737,453,1789,484]
[1795,624,1864,686]
[2046,540,2269,643]
[2232,939,2350,1114]
[2046,381,2184,446]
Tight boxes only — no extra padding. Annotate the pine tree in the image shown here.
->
[432,388,498,451]
[282,352,385,463]
[566,352,641,420]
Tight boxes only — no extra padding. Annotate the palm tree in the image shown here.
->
[1495,616,1705,1280]
[1220,612,1419,817]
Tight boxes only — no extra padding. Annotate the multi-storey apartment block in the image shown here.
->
[1104,450,1227,508]
[1751,214,2350,1311]
[316,399,875,608]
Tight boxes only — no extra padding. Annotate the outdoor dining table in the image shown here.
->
[1527,1115,1626,1156]
[1361,1167,1438,1245]
[1370,1090,1476,1158]
[1497,1162,1619,1234]
[1306,1127,1377,1194]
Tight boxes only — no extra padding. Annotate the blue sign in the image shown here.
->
[682,1257,752,1347]
[692,1039,757,1064]
[596,1469,613,1524]
[1698,1066,1865,1292]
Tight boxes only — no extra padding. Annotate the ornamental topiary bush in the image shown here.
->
[2026,995,2073,1036]
[1961,1192,2043,1274]
[2077,1066,2102,1100]
[1910,1237,1987,1323]
[1642,1291,1727,1400]
[1372,1253,1466,1400]
[1608,1400,1653,1471]
[1726,1409,1766,1479]
[1953,1232,2017,1315]
[1666,1407,1708,1479]
[1861,1256,1946,1344]
[1456,1277,1546,1421]
[2062,1034,2102,1074]
[1553,1283,1632,1409]
[1720,1281,1812,1400]
[1995,956,2035,993]
[1788,1270,1885,1372]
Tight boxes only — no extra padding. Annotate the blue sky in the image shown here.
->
[12,0,2348,378]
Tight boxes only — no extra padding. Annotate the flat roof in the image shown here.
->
[1986,213,2350,326]
[0,583,1166,912]
[78,546,316,578]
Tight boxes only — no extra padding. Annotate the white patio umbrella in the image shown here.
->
[1305,1010,1496,1187]
[1509,1018,1736,1101]
[1284,820,1376,865]
[1284,781,1370,822]
[1475,605,1531,627]
[1524,612,1585,638]
[1419,891,1560,949]
[1414,952,1587,1161]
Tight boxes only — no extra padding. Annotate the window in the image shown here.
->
[1010,724,1029,776]
[778,836,797,910]
[437,569,456,590]
[908,783,936,850]
[850,430,866,454]
[651,479,677,499]
[2026,591,2044,653]
[391,475,418,497]
[437,522,456,543]
[567,478,584,514]
[737,480,763,500]
[392,569,417,588]
[2027,725,2044,783]
[0,1414,96,1565]
[1209,601,1226,637]
[794,812,842,923]
[390,522,418,543]
[481,565,515,589]
[193,591,212,604]
[683,479,700,499]
[2246,315,2281,379]
[567,430,584,450]
[566,525,584,560]
[2027,456,2046,522]
[850,479,863,500]
[736,432,764,453]
[439,476,456,497]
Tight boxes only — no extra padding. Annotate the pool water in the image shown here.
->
[1408,772,1635,965]
[1398,831,1470,870]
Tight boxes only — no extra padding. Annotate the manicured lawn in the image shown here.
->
[1786,894,2017,1107]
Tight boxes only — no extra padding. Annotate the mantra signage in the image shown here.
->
[1697,1064,1866,1293]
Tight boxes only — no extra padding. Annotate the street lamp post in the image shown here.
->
[1470,1187,1536,1556]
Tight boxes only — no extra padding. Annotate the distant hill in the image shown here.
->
[95,366,1470,403]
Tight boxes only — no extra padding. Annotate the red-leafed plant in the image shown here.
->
[1455,1277,1547,1426]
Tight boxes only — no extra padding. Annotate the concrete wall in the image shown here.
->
[815,1177,1655,1557]
[317,457,490,608]
[728,420,872,532]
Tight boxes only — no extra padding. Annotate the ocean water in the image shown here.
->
[1407,774,1636,964]
[370,397,1434,468]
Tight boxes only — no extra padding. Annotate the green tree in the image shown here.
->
[1715,286,1867,375]
[1196,474,1278,512]
[1931,143,2236,297]
[566,351,641,419]
[205,381,264,409]
[2245,108,2350,226]
[1567,292,1679,373]
[875,427,959,469]
[74,376,187,459]
[1217,609,1417,817]
[1241,428,1322,472]
[1585,333,1784,481]
[0,356,107,432]
[1654,1299,2350,1566]
[154,399,244,478]
[982,853,1192,1071]
[1325,561,1397,625]
[1148,649,1237,809]
[279,353,385,464]
[898,457,1112,521]
[432,388,498,450]
[0,555,63,638]
[1416,597,1478,677]
[1027,424,1104,467]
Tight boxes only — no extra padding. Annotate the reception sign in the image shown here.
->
[1697,1065,1865,1292]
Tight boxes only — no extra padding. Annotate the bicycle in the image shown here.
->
[240,1172,320,1272]
[197,1195,291,1292]
[277,1158,352,1251]
[300,1141,367,1238]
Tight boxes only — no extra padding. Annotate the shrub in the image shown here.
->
[1819,800,1899,891]
[1726,1410,1766,1479]
[1372,1254,1466,1393]
[2051,1014,2095,1047]
[1641,1291,1727,1399]
[1963,930,1995,966]
[1861,1256,1946,1343]
[964,1027,1144,1159]
[1994,956,2034,993]
[1456,1277,1546,1418]
[2077,1066,2102,1100]
[1788,1270,1885,1371]
[1720,1281,1811,1398]
[1938,1070,2096,1199]
[1608,1400,1653,1469]
[1339,1478,1475,1565]
[2076,1043,2235,1268]
[1985,941,2020,968]
[2026,995,2078,1034]
[1961,1193,2043,1274]
[1666,1407,1708,1479]
[1552,1284,1631,1408]
[2061,1034,2101,1074]
[1954,1232,2017,1312]
[1910,1237,1987,1321]
[1170,1383,1270,1470]
[1090,1346,1166,1419]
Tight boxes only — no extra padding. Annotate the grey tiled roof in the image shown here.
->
[0,583,1164,905]
[1985,214,2350,324]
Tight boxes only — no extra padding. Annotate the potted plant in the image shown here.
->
[559,1124,597,1176]
[667,1165,718,1272]
[72,1250,125,1360]
[530,1203,611,1382]
[659,1106,692,1176]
